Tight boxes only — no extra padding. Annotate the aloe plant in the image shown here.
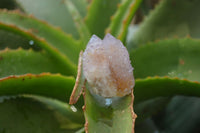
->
[1,0,200,133]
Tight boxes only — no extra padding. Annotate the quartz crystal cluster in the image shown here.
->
[82,34,134,97]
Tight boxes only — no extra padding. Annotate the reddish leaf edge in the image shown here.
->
[0,22,77,76]
[0,72,54,81]
[0,9,80,43]
[0,73,75,102]
[135,76,200,103]
[69,51,85,104]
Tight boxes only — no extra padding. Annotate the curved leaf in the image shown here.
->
[0,23,77,75]
[153,96,200,133]
[131,38,200,79]
[0,73,75,102]
[135,118,159,133]
[134,77,200,103]
[0,0,21,10]
[69,52,85,105]
[128,0,200,50]
[26,95,84,124]
[15,0,83,38]
[0,49,72,77]
[0,10,80,64]
[135,97,170,122]
[64,0,90,45]
[0,96,83,133]
[85,0,121,38]
[72,0,87,17]
[131,38,200,132]
[106,0,142,42]
[0,28,40,50]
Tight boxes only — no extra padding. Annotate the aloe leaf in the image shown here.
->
[134,77,200,103]
[134,77,200,131]
[0,73,75,102]
[85,0,121,38]
[0,49,73,77]
[106,0,142,42]
[72,0,87,17]
[0,28,40,50]
[131,38,200,131]
[0,10,80,64]
[64,0,90,45]
[130,38,200,79]
[128,0,200,49]
[0,23,77,75]
[0,0,21,10]
[0,95,83,133]
[135,97,170,122]
[83,84,136,133]
[75,127,85,133]
[69,52,85,104]
[14,0,85,38]
[153,96,200,133]
[25,95,84,124]
[135,118,159,133]
[134,76,200,124]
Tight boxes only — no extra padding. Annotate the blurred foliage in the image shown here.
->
[0,0,200,132]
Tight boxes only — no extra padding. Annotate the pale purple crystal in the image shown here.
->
[83,34,134,97]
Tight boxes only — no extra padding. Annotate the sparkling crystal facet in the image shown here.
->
[83,34,134,97]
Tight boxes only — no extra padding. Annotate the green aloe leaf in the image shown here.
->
[153,96,200,133]
[69,52,85,105]
[106,0,142,43]
[0,27,40,50]
[131,38,200,79]
[131,38,200,129]
[128,0,200,50]
[134,77,200,103]
[71,0,87,17]
[26,95,84,124]
[134,77,200,132]
[64,0,90,45]
[14,0,87,38]
[127,1,200,131]
[0,73,74,102]
[0,95,83,133]
[0,0,23,10]
[83,85,136,133]
[0,10,80,64]
[135,118,159,133]
[85,0,121,38]
[135,97,170,122]
[0,23,77,75]
[0,49,74,77]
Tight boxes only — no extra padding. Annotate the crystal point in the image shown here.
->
[83,34,134,97]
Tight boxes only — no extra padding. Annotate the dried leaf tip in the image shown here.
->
[83,33,134,97]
